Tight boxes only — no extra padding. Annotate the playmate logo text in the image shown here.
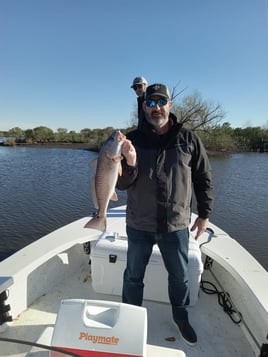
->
[79,332,119,345]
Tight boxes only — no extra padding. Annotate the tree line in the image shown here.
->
[1,92,267,152]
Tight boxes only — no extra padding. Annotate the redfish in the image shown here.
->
[84,130,125,231]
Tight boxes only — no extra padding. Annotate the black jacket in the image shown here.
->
[137,94,146,127]
[117,114,213,233]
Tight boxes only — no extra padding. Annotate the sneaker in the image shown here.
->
[174,319,197,346]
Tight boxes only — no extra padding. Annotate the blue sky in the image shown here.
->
[1,0,268,132]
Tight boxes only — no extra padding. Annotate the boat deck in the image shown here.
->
[0,254,254,357]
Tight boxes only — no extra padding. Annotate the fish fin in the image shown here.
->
[110,191,118,201]
[84,215,106,231]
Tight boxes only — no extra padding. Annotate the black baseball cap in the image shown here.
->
[145,84,171,100]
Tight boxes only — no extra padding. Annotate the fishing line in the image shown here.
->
[0,337,83,357]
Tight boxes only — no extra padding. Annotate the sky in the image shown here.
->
[1,0,268,133]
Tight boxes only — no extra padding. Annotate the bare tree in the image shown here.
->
[172,90,225,131]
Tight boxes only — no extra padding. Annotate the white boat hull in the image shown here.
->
[0,205,267,356]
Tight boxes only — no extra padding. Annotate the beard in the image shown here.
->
[146,114,169,129]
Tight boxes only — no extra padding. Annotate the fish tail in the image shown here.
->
[84,215,106,231]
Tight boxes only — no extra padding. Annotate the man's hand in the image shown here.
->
[122,139,137,167]
[190,217,209,240]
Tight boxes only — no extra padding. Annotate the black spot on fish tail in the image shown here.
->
[84,215,106,231]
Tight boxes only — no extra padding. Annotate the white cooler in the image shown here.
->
[50,299,147,357]
[91,232,203,306]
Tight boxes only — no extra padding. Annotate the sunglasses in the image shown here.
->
[133,84,143,90]
[145,99,168,108]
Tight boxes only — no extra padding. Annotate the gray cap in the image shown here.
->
[131,76,148,88]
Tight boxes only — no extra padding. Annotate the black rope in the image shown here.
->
[200,279,242,324]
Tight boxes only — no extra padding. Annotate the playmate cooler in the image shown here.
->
[91,233,203,306]
[50,299,147,357]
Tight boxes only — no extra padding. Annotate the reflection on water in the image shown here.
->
[0,147,267,270]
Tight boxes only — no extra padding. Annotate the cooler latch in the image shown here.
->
[109,254,117,263]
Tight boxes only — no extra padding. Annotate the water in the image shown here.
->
[209,153,268,270]
[0,147,267,270]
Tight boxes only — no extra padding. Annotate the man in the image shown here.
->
[117,83,213,346]
[130,76,148,125]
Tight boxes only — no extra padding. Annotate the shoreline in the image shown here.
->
[1,142,98,151]
[1,142,249,156]
[1,142,232,156]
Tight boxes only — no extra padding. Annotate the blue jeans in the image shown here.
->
[123,226,190,321]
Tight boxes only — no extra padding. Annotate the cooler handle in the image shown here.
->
[82,300,120,329]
